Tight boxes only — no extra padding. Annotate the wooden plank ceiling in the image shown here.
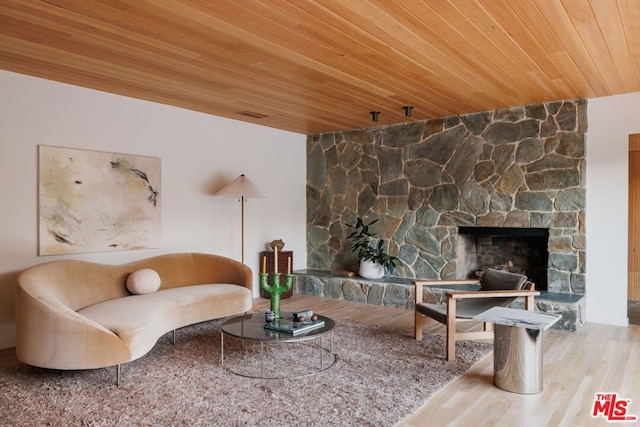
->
[1,0,639,135]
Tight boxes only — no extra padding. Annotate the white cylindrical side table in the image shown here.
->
[474,306,561,394]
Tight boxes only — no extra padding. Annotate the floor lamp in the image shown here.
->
[214,174,265,264]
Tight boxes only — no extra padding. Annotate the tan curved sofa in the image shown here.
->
[16,252,252,379]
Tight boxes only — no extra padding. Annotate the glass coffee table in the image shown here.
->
[220,312,336,379]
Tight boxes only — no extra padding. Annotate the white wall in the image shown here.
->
[0,71,307,349]
[586,91,640,326]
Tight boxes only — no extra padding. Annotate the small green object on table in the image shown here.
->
[260,272,293,319]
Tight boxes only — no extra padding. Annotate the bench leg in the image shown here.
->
[116,364,121,387]
[446,296,456,361]
[172,329,176,345]
[415,311,423,340]
[525,295,535,311]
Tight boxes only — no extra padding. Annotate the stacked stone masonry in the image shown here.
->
[307,99,586,295]
[295,272,585,331]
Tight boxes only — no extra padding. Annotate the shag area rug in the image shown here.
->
[0,318,491,426]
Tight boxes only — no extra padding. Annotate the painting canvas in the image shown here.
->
[38,146,161,255]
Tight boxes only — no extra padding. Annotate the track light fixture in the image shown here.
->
[370,106,414,122]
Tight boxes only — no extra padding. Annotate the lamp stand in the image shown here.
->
[240,195,245,264]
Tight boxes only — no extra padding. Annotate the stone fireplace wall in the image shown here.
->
[307,99,587,294]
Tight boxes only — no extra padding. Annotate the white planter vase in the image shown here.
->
[359,259,385,280]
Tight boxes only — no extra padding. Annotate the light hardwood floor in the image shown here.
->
[3,295,638,426]
[260,295,640,427]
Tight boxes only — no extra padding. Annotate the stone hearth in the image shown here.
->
[294,270,585,331]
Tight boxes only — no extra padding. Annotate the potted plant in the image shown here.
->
[345,217,402,279]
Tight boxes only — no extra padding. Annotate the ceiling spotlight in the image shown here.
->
[370,111,380,122]
[403,106,413,117]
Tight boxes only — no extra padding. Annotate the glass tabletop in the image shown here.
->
[221,312,335,342]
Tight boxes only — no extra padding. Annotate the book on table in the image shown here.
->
[264,318,325,335]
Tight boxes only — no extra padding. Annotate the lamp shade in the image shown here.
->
[214,174,265,198]
[213,174,264,264]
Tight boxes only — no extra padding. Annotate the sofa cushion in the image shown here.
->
[126,269,161,295]
[77,284,252,360]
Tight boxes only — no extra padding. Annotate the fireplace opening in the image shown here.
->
[457,227,549,291]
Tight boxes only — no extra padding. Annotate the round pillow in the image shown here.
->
[126,269,161,295]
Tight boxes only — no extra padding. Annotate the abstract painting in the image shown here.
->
[38,146,161,255]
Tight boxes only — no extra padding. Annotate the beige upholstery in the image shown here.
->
[414,268,539,361]
[16,253,252,370]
